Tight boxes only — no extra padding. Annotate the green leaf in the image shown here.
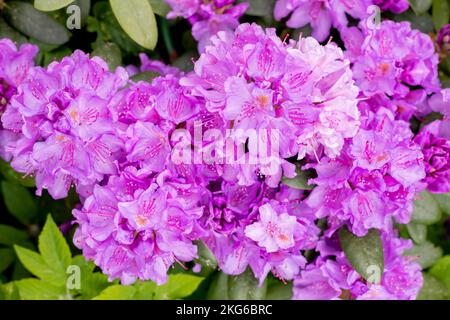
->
[432,193,450,216]
[407,222,428,244]
[4,2,70,45]
[134,281,157,300]
[404,241,443,269]
[0,248,15,274]
[92,42,123,71]
[130,71,160,83]
[432,0,450,30]
[194,241,218,276]
[207,270,267,300]
[38,215,72,273]
[281,168,313,190]
[109,0,158,50]
[154,274,205,300]
[0,225,29,247]
[228,269,267,300]
[15,279,68,300]
[93,285,137,300]
[70,255,111,299]
[241,0,275,17]
[430,256,450,290]
[410,0,433,15]
[1,181,38,225]
[339,228,384,282]
[412,191,442,225]
[147,0,170,17]
[34,0,75,11]
[207,272,229,300]
[0,160,35,188]
[265,279,293,300]
[0,17,27,46]
[14,246,67,286]
[417,273,449,300]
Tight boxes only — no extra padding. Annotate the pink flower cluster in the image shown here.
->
[0,6,447,300]
[274,0,409,42]
[165,0,249,52]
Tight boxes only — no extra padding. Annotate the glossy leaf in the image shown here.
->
[34,0,75,12]
[1,181,37,225]
[339,228,384,281]
[109,0,158,50]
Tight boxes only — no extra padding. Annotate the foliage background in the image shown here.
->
[0,0,448,300]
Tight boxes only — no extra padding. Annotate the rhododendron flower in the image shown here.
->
[414,121,450,193]
[0,39,38,161]
[2,51,129,199]
[181,23,360,163]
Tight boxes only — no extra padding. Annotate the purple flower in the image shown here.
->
[437,24,450,54]
[414,121,450,193]
[345,20,440,99]
[0,39,38,161]
[2,51,129,199]
[373,0,409,14]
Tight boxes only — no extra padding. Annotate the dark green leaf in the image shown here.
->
[5,1,70,45]
[241,0,275,17]
[208,269,267,300]
[0,160,35,188]
[0,248,15,274]
[404,241,443,269]
[147,0,170,17]
[92,42,123,71]
[131,71,160,83]
[0,225,29,247]
[432,193,450,216]
[281,168,313,190]
[339,228,384,282]
[1,181,37,225]
[407,222,428,244]
[412,191,442,225]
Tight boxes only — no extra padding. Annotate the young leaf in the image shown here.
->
[93,285,137,300]
[4,1,70,45]
[1,181,38,225]
[430,256,450,290]
[14,279,68,300]
[404,241,443,269]
[14,246,67,286]
[432,0,450,30]
[339,228,384,281]
[38,215,72,274]
[412,191,442,225]
[153,274,205,300]
[34,0,75,12]
[70,255,111,299]
[417,273,449,300]
[109,0,158,50]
